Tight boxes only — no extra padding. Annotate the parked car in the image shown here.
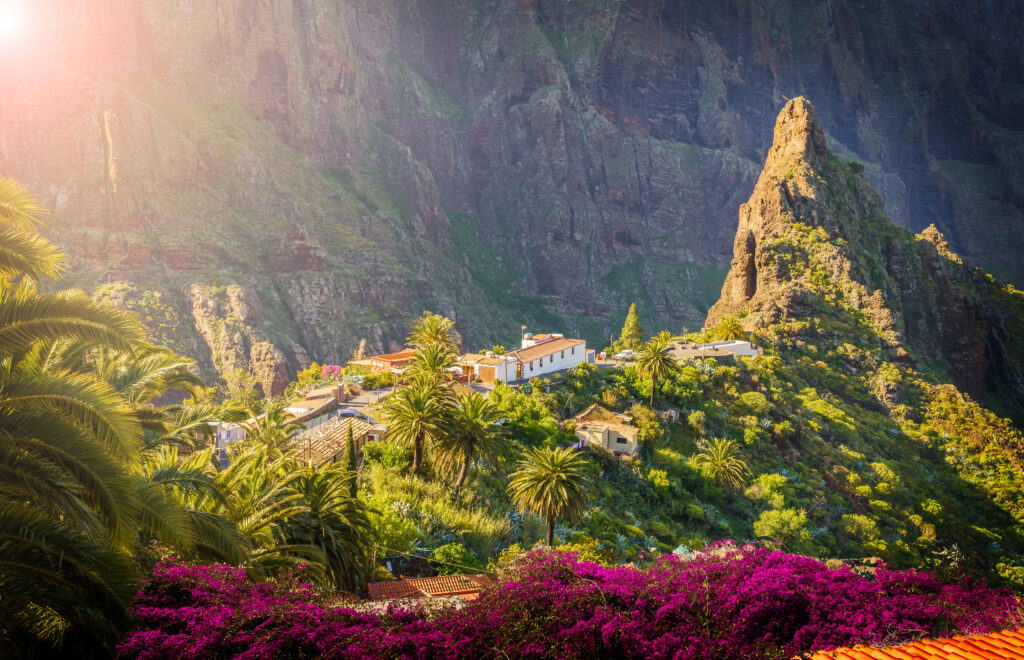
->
[613,350,636,360]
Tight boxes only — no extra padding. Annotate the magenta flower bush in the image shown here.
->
[117,544,1022,660]
[320,365,344,380]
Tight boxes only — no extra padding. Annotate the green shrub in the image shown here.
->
[362,441,411,470]
[430,543,477,575]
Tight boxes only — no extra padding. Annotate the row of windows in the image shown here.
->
[525,345,580,371]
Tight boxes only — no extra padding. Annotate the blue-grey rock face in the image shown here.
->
[1,0,1020,387]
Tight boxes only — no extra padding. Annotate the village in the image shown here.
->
[209,331,764,466]
[200,326,761,603]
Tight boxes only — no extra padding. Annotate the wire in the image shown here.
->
[374,543,496,576]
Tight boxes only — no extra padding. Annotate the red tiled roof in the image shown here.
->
[371,349,416,362]
[367,574,493,601]
[513,337,584,363]
[804,628,1024,660]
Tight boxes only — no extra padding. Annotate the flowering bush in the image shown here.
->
[321,365,345,380]
[118,544,1022,659]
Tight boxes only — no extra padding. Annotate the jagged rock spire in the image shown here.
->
[706,97,827,327]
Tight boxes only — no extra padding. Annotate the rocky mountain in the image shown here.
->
[707,96,1024,417]
[2,0,1022,391]
[692,98,1024,571]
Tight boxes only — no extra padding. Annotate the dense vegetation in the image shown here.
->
[117,544,1022,659]
[5,165,1024,659]
[0,178,373,657]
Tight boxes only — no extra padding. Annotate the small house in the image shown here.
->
[290,416,388,466]
[457,352,518,383]
[367,574,493,602]
[348,349,416,374]
[572,403,639,456]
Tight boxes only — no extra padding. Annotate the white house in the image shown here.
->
[457,352,519,383]
[510,332,590,380]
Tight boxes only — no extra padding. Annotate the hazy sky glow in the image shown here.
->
[0,1,28,45]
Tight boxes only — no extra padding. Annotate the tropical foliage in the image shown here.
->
[0,178,373,656]
[508,446,593,546]
[117,544,1024,659]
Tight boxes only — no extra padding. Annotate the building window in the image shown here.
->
[561,350,564,358]
[572,346,575,354]
[616,437,628,445]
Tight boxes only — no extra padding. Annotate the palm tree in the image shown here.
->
[240,399,305,456]
[286,462,373,592]
[713,315,746,341]
[0,176,67,284]
[380,373,451,474]
[405,341,456,381]
[693,438,750,491]
[635,335,674,407]
[435,392,503,493]
[0,179,149,653]
[508,446,593,547]
[407,311,460,352]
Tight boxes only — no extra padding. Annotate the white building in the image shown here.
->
[457,352,519,383]
[511,332,593,381]
[695,340,760,357]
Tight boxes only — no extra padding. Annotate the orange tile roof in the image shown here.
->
[367,574,493,601]
[804,628,1024,660]
[371,349,416,362]
[513,337,584,363]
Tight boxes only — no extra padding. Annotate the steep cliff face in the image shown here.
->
[2,0,1022,389]
[707,97,1024,414]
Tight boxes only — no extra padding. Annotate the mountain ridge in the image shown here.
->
[707,97,1024,417]
[2,0,1023,390]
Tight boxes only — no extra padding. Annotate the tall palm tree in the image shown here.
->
[635,335,674,407]
[405,341,456,381]
[713,315,746,341]
[407,311,460,352]
[693,437,750,492]
[508,446,593,547]
[380,373,451,475]
[285,462,373,592]
[435,392,503,493]
[0,178,148,654]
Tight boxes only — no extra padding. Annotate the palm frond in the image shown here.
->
[0,176,47,233]
[0,225,67,282]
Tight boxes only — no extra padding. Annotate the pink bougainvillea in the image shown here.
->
[117,543,1022,659]
[320,365,344,380]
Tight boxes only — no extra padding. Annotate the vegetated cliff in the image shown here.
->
[673,98,1024,574]
[707,96,1024,418]
[2,0,1022,390]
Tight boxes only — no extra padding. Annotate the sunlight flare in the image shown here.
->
[0,0,28,44]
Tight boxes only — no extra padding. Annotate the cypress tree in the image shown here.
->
[620,303,644,350]
[343,423,358,497]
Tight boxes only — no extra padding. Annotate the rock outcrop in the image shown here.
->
[707,98,1024,412]
[2,1,1022,385]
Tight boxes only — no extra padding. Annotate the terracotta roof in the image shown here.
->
[367,574,493,601]
[512,337,584,363]
[574,403,621,423]
[578,421,639,438]
[804,628,1024,660]
[290,417,372,465]
[459,353,509,366]
[371,349,416,362]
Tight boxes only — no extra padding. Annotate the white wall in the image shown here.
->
[520,341,587,380]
